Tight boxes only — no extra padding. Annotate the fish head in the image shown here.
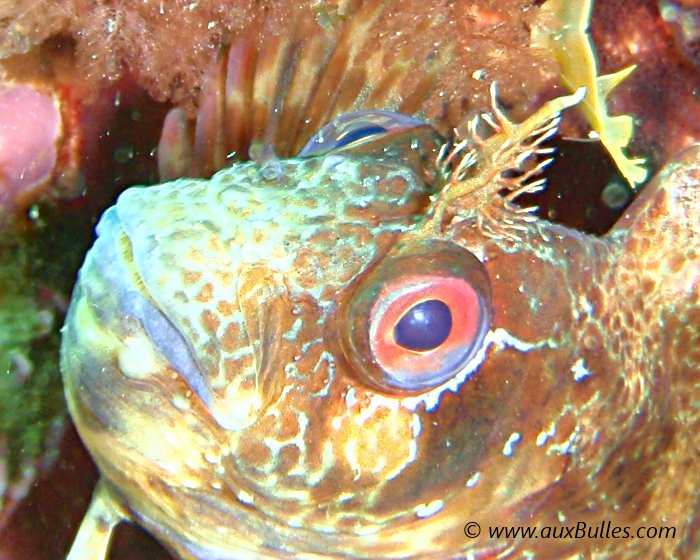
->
[64,135,520,555]
[61,93,588,558]
[62,91,696,559]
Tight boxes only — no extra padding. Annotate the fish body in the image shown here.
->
[61,84,700,558]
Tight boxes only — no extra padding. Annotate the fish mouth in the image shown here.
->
[87,190,293,432]
[87,203,214,408]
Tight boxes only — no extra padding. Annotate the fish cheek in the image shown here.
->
[421,242,582,505]
[330,236,566,508]
[420,345,568,513]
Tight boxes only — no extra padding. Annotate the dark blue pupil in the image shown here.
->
[394,299,452,351]
[336,125,387,148]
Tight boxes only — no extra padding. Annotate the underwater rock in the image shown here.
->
[0,0,558,114]
[591,0,700,167]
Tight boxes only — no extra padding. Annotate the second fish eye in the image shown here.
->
[297,110,431,157]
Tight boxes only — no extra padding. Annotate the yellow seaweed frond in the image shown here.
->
[532,0,648,187]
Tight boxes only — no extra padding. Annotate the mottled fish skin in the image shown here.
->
[61,78,699,560]
[63,154,442,558]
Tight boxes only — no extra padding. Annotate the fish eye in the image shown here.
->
[340,240,491,393]
[335,124,388,148]
[298,109,430,157]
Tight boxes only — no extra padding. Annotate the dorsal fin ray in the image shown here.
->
[158,0,454,180]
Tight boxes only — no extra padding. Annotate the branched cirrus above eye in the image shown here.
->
[341,239,491,393]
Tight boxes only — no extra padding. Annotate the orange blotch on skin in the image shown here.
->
[223,358,241,378]
[276,446,302,473]
[235,437,273,467]
[375,175,412,199]
[292,248,324,290]
[197,282,215,303]
[216,300,236,317]
[182,270,203,285]
[221,323,242,352]
[201,309,220,334]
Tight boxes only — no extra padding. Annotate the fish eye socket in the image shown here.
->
[340,240,491,394]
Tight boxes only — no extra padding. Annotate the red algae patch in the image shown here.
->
[0,0,557,114]
[0,84,60,207]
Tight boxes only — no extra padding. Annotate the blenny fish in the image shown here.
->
[60,2,699,560]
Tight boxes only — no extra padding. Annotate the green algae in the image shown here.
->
[0,236,66,504]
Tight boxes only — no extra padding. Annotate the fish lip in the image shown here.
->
[90,203,213,407]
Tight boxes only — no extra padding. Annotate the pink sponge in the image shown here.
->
[0,84,61,207]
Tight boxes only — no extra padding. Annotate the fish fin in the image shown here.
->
[157,107,195,182]
[66,477,129,560]
[157,0,453,179]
